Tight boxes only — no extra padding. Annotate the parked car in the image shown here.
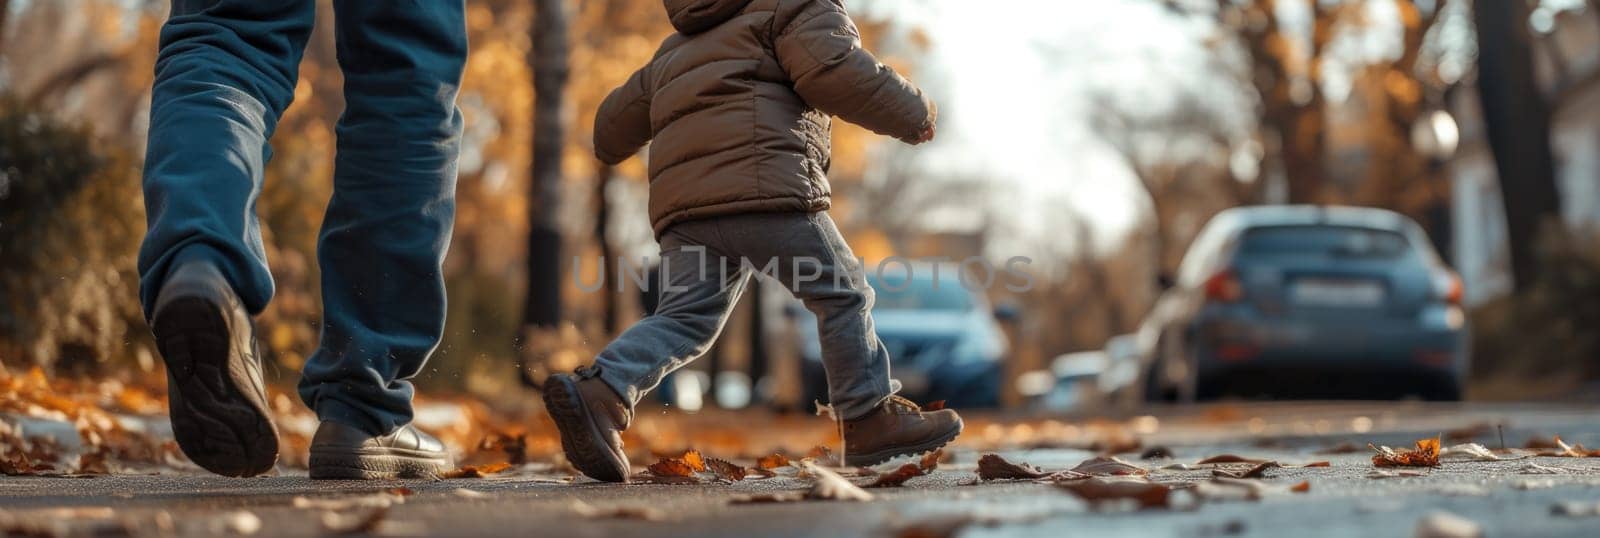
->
[791,264,1009,408]
[1137,206,1469,402]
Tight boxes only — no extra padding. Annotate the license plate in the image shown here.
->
[1290,278,1385,307]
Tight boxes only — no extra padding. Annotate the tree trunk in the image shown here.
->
[594,163,617,336]
[522,0,570,352]
[1473,0,1563,290]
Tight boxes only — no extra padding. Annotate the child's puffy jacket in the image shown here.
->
[594,0,934,235]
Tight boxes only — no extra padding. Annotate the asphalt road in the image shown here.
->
[5,402,1600,537]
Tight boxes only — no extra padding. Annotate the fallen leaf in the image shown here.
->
[647,458,696,478]
[1370,438,1440,467]
[682,449,707,472]
[1211,461,1278,479]
[1549,436,1600,457]
[320,507,388,535]
[1055,476,1172,509]
[806,445,835,461]
[1440,443,1499,462]
[1195,454,1268,465]
[705,458,747,482]
[800,461,874,501]
[442,462,513,479]
[757,453,791,470]
[570,500,667,521]
[1070,456,1148,476]
[866,464,925,488]
[1290,480,1311,493]
[1299,461,1331,468]
[918,450,941,472]
[976,454,1049,480]
[1415,511,1482,538]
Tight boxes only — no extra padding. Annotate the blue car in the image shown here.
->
[1138,206,1469,402]
[791,265,1009,408]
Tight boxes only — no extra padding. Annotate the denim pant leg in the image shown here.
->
[595,223,750,407]
[722,213,895,420]
[295,0,468,435]
[137,0,315,319]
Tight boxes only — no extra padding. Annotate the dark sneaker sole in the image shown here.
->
[309,450,453,480]
[542,375,629,482]
[844,420,964,467]
[153,296,279,477]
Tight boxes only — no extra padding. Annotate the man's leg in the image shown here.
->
[297,0,467,436]
[138,0,313,321]
[138,0,314,477]
[547,221,747,482]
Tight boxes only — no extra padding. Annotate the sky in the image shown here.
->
[858,0,1250,262]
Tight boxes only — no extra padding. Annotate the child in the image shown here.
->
[543,0,960,482]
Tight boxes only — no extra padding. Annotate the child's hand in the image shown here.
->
[912,123,936,145]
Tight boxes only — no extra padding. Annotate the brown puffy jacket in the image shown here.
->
[594,0,934,235]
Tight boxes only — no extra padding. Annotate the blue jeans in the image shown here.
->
[594,212,896,420]
[136,0,466,435]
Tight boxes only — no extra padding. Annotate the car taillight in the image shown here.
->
[1434,271,1463,305]
[1203,270,1243,302]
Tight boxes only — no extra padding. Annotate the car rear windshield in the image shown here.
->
[1238,225,1411,258]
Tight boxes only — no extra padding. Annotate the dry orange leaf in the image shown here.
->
[1290,480,1311,493]
[757,453,791,470]
[866,464,925,488]
[806,445,834,460]
[1371,437,1441,467]
[918,450,942,472]
[1301,461,1331,468]
[647,458,697,478]
[443,462,513,479]
[682,449,707,472]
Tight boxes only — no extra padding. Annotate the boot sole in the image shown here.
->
[542,375,629,482]
[153,296,279,477]
[844,420,964,467]
[309,448,453,480]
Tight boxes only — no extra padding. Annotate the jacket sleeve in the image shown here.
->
[772,0,933,144]
[593,66,653,164]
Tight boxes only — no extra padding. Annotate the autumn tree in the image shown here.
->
[1473,0,1563,290]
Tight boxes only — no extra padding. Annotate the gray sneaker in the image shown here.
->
[308,421,454,480]
[151,261,278,477]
